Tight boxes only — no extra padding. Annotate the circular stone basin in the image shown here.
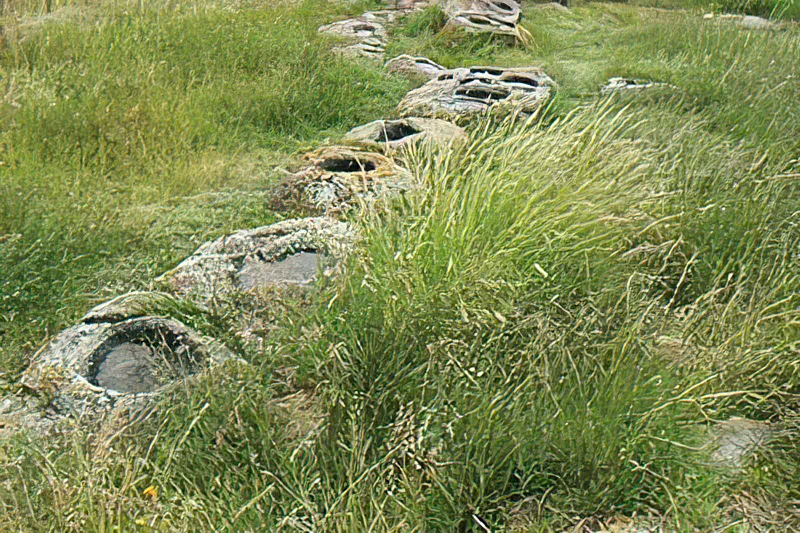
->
[238,251,319,291]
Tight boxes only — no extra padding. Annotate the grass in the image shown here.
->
[1,0,799,530]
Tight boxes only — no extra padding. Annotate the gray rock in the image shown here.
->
[443,0,522,37]
[385,55,448,80]
[162,217,355,300]
[270,147,413,215]
[319,12,398,60]
[397,66,553,119]
[345,117,467,150]
[19,293,235,420]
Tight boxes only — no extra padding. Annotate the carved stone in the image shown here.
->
[270,147,412,214]
[385,55,448,80]
[345,117,467,150]
[398,66,553,118]
[443,0,521,36]
[162,217,354,299]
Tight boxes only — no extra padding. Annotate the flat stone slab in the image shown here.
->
[270,147,412,214]
[345,117,467,150]
[163,217,354,300]
[443,0,522,37]
[20,292,234,418]
[398,66,553,119]
[385,55,448,80]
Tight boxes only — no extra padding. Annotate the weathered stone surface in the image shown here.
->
[345,117,467,150]
[385,55,447,80]
[271,147,412,214]
[163,217,354,299]
[704,12,778,29]
[319,12,398,60]
[398,66,553,118]
[19,292,234,419]
[601,77,670,93]
[443,0,522,37]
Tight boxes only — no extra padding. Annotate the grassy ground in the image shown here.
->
[1,0,799,530]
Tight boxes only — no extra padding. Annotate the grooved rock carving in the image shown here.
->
[385,55,448,80]
[270,147,412,214]
[319,12,397,60]
[345,117,467,150]
[162,217,354,299]
[443,0,522,37]
[398,66,553,118]
[20,292,234,416]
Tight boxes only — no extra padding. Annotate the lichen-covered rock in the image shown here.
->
[398,66,553,118]
[345,117,466,150]
[709,417,772,469]
[271,147,413,214]
[443,0,522,37]
[162,217,355,300]
[385,55,448,80]
[20,292,234,419]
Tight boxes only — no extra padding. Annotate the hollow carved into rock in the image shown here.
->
[21,292,234,415]
[443,0,522,37]
[398,66,553,118]
[271,147,412,215]
[385,55,448,80]
[162,218,354,300]
[345,117,466,150]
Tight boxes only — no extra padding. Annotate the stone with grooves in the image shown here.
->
[385,55,447,80]
[319,12,397,60]
[20,292,234,417]
[345,117,466,150]
[270,147,412,214]
[163,217,354,299]
[398,66,553,119]
[601,77,670,93]
[443,0,522,37]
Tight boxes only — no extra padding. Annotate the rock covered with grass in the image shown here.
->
[270,146,413,214]
[398,65,553,118]
[344,117,467,150]
[20,292,234,418]
[162,217,355,300]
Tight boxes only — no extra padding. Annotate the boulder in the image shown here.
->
[443,0,522,37]
[270,147,413,214]
[397,66,553,118]
[709,417,772,470]
[319,12,398,60]
[345,117,467,150]
[162,217,354,300]
[385,55,448,80]
[20,292,234,416]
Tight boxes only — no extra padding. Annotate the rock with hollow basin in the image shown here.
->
[20,292,234,417]
[345,117,466,150]
[271,147,413,214]
[163,217,354,300]
[398,66,553,119]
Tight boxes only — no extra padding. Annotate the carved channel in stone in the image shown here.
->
[318,156,377,173]
[375,121,421,142]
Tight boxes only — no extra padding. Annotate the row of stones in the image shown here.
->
[10,0,779,434]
